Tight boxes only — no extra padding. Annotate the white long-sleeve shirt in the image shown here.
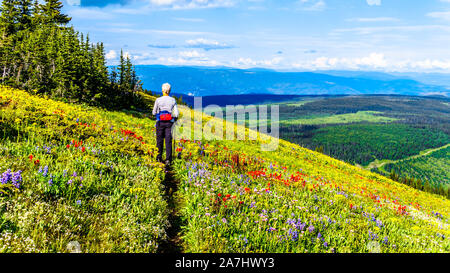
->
[152,96,179,118]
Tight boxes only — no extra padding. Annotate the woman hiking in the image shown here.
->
[152,83,179,166]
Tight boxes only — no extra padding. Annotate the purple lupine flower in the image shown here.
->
[307,225,315,233]
[324,242,328,247]
[376,219,383,227]
[48,178,53,186]
[1,169,12,184]
[222,218,227,224]
[63,170,67,177]
[383,237,389,245]
[11,170,22,189]
[72,171,77,177]
[288,229,298,241]
[67,179,73,185]
[76,200,81,205]
[42,166,49,177]
[317,232,322,239]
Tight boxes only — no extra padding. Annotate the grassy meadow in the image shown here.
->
[0,86,449,253]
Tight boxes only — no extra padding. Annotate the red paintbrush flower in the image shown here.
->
[28,154,33,161]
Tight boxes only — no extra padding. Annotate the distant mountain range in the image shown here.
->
[135,65,450,97]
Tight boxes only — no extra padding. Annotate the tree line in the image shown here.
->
[388,170,450,199]
[0,0,144,109]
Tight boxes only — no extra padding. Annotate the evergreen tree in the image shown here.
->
[0,0,143,109]
[16,0,33,31]
[41,0,70,25]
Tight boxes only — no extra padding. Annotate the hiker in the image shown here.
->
[152,83,179,165]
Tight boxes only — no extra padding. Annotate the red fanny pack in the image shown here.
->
[160,113,172,121]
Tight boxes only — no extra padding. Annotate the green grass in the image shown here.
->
[281,111,399,125]
[2,87,449,253]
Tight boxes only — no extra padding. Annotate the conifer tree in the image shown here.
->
[41,0,70,25]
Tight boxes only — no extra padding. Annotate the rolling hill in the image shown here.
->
[0,86,449,253]
[135,65,448,97]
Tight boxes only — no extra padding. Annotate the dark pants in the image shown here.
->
[156,121,173,162]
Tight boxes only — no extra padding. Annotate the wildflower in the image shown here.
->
[222,218,227,224]
[66,144,70,149]
[72,171,77,177]
[11,170,22,189]
[67,179,73,185]
[1,169,12,184]
[28,154,33,161]
[42,166,49,177]
[323,242,328,247]
[48,178,53,186]
[288,229,298,241]
[376,219,383,227]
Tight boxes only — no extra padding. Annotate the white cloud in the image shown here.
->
[231,57,283,67]
[158,56,219,66]
[293,53,388,70]
[186,38,234,50]
[333,25,450,35]
[347,17,399,22]
[106,50,117,60]
[178,50,205,58]
[172,17,205,22]
[124,51,132,59]
[69,8,114,20]
[292,53,450,72]
[366,0,381,6]
[66,0,81,6]
[427,11,450,21]
[297,0,326,11]
[148,0,235,9]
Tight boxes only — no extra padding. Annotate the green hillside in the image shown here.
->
[1,87,449,253]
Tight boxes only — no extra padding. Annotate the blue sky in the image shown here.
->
[62,0,450,72]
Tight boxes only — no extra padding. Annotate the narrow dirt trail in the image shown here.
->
[158,166,183,253]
